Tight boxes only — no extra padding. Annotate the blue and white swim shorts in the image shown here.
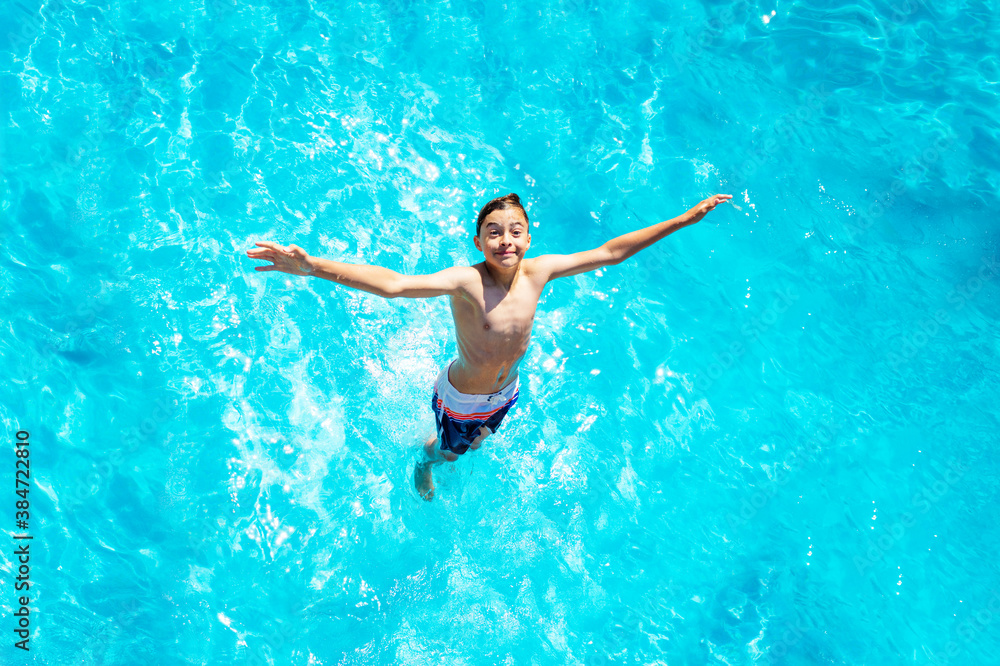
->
[431,362,519,456]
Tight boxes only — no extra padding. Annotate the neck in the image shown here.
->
[484,261,520,290]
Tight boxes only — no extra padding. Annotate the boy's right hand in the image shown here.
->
[246,241,313,275]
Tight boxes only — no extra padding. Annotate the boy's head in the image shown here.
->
[474,193,531,268]
[476,193,529,236]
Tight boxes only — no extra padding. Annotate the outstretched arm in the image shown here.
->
[246,242,469,299]
[602,193,732,263]
[536,193,732,281]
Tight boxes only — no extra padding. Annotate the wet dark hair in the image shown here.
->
[476,192,529,236]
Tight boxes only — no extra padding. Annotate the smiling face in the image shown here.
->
[474,208,531,269]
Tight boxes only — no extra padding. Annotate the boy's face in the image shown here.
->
[474,209,531,269]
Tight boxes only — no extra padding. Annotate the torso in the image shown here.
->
[447,259,546,394]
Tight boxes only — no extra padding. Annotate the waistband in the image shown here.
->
[433,361,519,418]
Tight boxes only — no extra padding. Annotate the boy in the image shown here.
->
[247,191,731,500]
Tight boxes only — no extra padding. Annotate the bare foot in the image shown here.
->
[415,433,439,501]
[414,459,435,501]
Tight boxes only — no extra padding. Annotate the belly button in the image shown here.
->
[483,323,491,330]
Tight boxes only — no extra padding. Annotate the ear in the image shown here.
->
[473,235,482,252]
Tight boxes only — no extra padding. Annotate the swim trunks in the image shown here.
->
[431,361,519,456]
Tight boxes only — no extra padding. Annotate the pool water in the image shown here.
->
[2,0,999,663]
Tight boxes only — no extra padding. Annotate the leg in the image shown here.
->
[414,431,457,501]
[469,398,514,452]
[468,425,493,451]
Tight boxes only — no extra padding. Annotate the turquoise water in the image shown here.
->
[2,0,999,663]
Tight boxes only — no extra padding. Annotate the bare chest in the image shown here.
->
[452,283,540,343]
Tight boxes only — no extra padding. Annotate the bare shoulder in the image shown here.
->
[521,256,555,286]
[445,264,492,309]
[448,264,483,296]
[521,256,543,272]
[453,264,483,283]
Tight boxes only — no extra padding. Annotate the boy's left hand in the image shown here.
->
[689,194,733,222]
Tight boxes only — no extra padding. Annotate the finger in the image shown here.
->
[254,265,276,272]
[255,241,284,251]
